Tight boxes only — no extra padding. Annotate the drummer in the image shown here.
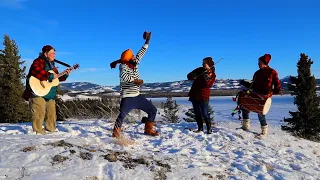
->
[239,54,281,138]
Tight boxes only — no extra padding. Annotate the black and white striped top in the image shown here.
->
[119,44,148,98]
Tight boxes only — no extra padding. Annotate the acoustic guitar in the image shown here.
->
[29,64,79,96]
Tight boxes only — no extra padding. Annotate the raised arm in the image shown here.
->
[187,67,206,80]
[135,32,151,65]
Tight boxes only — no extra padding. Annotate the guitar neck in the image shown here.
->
[56,67,74,78]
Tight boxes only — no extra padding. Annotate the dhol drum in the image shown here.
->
[236,90,272,115]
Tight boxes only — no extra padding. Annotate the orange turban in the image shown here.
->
[120,49,134,62]
[110,49,135,69]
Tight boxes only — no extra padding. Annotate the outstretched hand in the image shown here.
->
[143,31,151,41]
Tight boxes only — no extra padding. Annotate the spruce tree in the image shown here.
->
[184,108,196,122]
[162,95,179,123]
[183,105,215,122]
[282,53,320,141]
[0,34,31,123]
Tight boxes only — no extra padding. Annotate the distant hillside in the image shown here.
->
[59,76,320,95]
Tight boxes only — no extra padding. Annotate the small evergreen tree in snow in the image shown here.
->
[183,105,215,122]
[0,34,31,123]
[208,105,215,122]
[162,95,179,123]
[282,53,320,141]
[184,108,196,122]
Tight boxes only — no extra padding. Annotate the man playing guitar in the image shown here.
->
[22,45,73,134]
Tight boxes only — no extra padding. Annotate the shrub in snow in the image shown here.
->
[183,105,215,123]
[162,96,179,123]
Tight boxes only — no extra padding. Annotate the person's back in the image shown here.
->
[251,66,281,96]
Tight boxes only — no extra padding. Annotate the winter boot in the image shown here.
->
[205,120,212,134]
[112,127,121,138]
[194,128,203,133]
[241,119,250,130]
[256,125,268,139]
[144,121,159,136]
[207,124,212,134]
[194,119,203,133]
[141,116,148,123]
[260,125,268,136]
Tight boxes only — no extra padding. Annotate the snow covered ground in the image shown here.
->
[0,96,319,180]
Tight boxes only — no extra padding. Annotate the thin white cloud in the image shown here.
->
[0,0,28,9]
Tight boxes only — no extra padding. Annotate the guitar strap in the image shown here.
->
[54,59,71,68]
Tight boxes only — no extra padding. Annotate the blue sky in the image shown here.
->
[0,0,319,86]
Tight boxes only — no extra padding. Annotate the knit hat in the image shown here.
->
[120,49,134,62]
[42,45,55,53]
[203,57,214,67]
[110,49,135,69]
[259,54,271,65]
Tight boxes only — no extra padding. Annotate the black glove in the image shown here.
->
[240,79,252,88]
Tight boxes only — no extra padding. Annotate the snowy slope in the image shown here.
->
[0,102,319,180]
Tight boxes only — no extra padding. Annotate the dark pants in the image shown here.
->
[115,95,157,128]
[191,100,211,131]
[241,108,267,126]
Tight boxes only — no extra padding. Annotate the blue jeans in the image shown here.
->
[115,95,157,128]
[191,100,211,130]
[241,108,267,126]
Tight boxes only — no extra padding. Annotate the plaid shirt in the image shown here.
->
[22,56,67,100]
[188,67,216,101]
[28,58,67,81]
[251,66,281,96]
